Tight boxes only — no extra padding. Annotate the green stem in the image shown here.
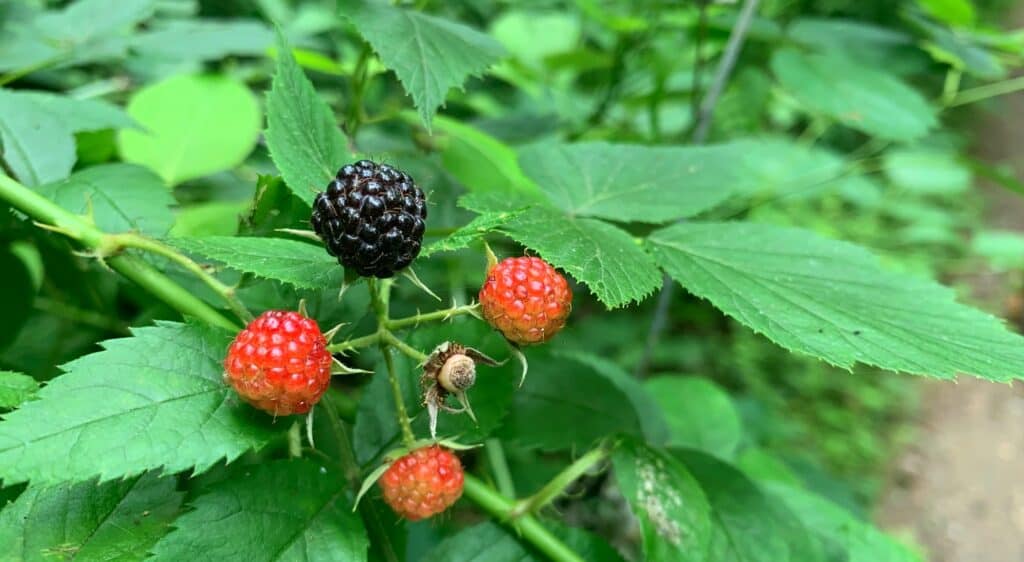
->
[327,332,381,354]
[110,233,254,323]
[381,345,416,448]
[369,279,417,448]
[381,330,429,363]
[387,303,479,330]
[511,446,609,518]
[345,42,373,139]
[948,75,1024,107]
[485,438,516,498]
[34,297,130,334]
[0,173,239,331]
[462,475,585,562]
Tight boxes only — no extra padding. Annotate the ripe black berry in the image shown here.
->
[311,160,427,278]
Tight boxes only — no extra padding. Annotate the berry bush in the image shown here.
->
[1,0,1024,561]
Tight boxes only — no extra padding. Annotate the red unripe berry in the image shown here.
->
[479,256,572,345]
[380,446,463,520]
[224,310,332,416]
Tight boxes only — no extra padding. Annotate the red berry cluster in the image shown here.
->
[479,256,572,345]
[380,445,464,520]
[223,310,332,416]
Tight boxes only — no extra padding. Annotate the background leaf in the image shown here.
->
[0,90,75,186]
[884,150,971,195]
[0,371,37,409]
[499,353,646,451]
[518,142,740,223]
[169,236,343,289]
[0,472,183,562]
[37,164,175,236]
[16,91,135,133]
[0,249,34,352]
[117,74,261,185]
[645,376,743,460]
[771,49,936,142]
[675,450,822,562]
[422,522,531,562]
[647,221,1024,381]
[131,19,273,61]
[0,322,276,485]
[343,0,505,129]
[429,115,542,200]
[150,460,367,561]
[612,439,711,562]
[265,31,350,204]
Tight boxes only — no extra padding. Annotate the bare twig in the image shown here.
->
[636,0,761,377]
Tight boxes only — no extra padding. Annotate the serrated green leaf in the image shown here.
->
[489,205,661,308]
[611,439,711,561]
[647,221,1024,381]
[0,322,276,485]
[170,236,342,289]
[150,460,367,561]
[884,150,970,195]
[674,449,822,562]
[131,19,273,61]
[765,482,922,562]
[518,142,740,223]
[0,371,37,409]
[499,353,646,451]
[771,49,936,142]
[0,472,183,562]
[728,137,848,197]
[37,164,175,236]
[117,74,261,186]
[645,376,742,460]
[342,0,505,130]
[0,89,75,187]
[265,31,350,204]
[421,209,525,258]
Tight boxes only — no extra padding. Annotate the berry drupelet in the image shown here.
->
[311,160,427,278]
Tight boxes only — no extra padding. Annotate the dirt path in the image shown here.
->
[875,46,1024,561]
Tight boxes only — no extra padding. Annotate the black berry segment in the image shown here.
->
[311,160,427,278]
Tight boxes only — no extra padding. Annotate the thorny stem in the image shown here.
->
[0,173,239,331]
[327,332,381,354]
[381,330,429,363]
[511,445,609,518]
[369,279,417,448]
[462,475,586,562]
[108,233,254,323]
[387,302,479,330]
[485,438,516,498]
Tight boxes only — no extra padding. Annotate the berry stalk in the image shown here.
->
[462,475,585,562]
[386,302,480,330]
[0,173,239,331]
[510,445,609,518]
[369,278,417,447]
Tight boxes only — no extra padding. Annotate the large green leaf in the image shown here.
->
[611,439,711,562]
[0,472,183,562]
[518,142,740,223]
[421,208,525,257]
[675,450,822,562]
[499,354,646,451]
[646,221,1024,381]
[150,460,367,561]
[771,49,935,142]
[0,90,75,186]
[118,74,261,185]
[476,205,661,308]
[0,371,37,409]
[765,482,922,562]
[0,322,276,485]
[342,0,505,130]
[37,164,175,236]
[265,31,350,204]
[644,376,742,460]
[170,236,343,290]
